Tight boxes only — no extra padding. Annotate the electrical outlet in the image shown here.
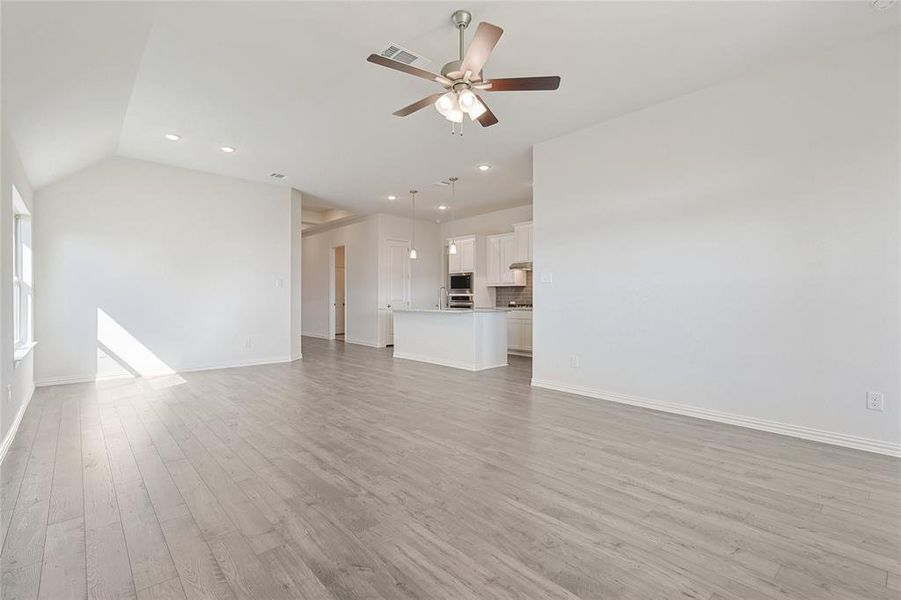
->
[244,337,254,351]
[571,355,580,369]
[866,391,884,412]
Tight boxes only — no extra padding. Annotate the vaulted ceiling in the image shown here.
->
[3,1,897,217]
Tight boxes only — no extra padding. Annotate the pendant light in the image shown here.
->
[447,177,459,255]
[409,190,418,260]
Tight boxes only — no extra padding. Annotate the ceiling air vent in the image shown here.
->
[378,43,431,68]
[269,172,286,179]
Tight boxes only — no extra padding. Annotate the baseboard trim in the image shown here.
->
[301,332,331,340]
[530,378,901,458]
[345,338,382,348]
[35,374,97,387]
[0,385,35,465]
[35,356,293,388]
[394,351,507,372]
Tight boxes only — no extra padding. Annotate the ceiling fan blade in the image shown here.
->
[484,76,561,91]
[367,54,451,86]
[460,22,503,76]
[475,95,498,127]
[393,93,443,117]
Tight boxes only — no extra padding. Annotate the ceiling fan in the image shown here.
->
[367,9,561,130]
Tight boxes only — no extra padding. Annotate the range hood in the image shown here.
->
[509,261,533,271]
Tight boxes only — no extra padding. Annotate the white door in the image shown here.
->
[335,266,345,334]
[385,240,411,346]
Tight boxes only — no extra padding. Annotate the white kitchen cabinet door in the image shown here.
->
[459,238,475,272]
[522,320,533,351]
[514,222,533,262]
[486,236,501,284]
[527,225,533,261]
[487,234,525,286]
[448,237,474,273]
[507,319,523,350]
[448,244,461,273]
[500,235,517,284]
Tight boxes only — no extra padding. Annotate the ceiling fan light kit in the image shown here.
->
[367,9,561,131]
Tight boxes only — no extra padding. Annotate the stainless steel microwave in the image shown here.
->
[449,273,472,291]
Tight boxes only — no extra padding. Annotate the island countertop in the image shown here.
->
[391,307,510,314]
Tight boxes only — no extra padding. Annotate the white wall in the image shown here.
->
[1,130,35,454]
[302,216,380,345]
[34,157,296,384]
[533,31,900,454]
[378,214,442,310]
[290,188,303,361]
[301,213,441,347]
[441,204,532,239]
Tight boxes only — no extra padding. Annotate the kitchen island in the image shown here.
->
[392,308,509,371]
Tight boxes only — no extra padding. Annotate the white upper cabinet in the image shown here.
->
[486,233,526,286]
[513,221,533,263]
[448,236,475,273]
[460,237,475,272]
[487,236,501,284]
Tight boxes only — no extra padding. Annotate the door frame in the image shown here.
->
[328,244,346,340]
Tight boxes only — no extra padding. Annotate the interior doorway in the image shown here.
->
[331,245,346,341]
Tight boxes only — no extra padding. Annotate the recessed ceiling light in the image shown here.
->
[220,146,236,153]
[438,205,448,210]
[871,0,897,9]
[477,164,491,171]
[387,195,397,200]
[164,133,181,141]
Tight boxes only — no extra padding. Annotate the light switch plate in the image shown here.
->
[540,272,553,283]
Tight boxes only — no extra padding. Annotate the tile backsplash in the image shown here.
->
[495,271,533,306]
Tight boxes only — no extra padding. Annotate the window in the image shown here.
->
[13,185,33,354]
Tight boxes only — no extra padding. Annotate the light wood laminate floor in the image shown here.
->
[2,337,899,599]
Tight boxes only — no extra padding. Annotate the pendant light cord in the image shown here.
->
[410,190,418,256]
[450,176,458,227]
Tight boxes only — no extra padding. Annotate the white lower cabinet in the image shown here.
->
[507,311,532,353]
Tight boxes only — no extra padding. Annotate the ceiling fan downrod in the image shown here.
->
[453,9,471,61]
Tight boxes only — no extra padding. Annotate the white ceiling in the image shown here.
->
[3,1,897,218]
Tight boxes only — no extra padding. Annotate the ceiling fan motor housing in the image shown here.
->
[441,60,465,80]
